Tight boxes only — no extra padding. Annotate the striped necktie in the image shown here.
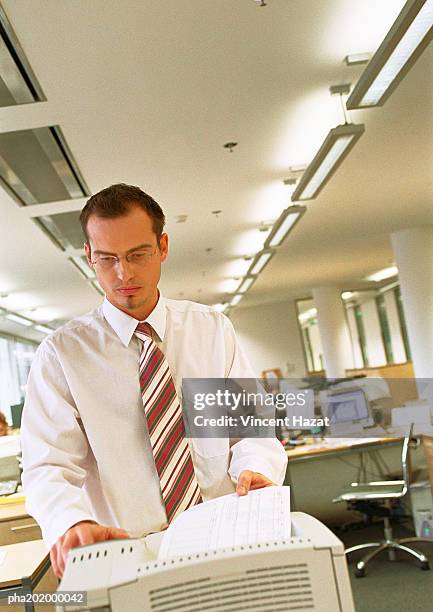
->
[135,322,201,523]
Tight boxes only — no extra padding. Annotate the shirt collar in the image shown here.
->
[102,292,167,347]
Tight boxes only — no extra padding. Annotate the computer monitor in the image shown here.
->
[322,387,371,428]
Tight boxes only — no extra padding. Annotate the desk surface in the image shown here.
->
[0,539,49,588]
[0,501,28,523]
[285,436,403,461]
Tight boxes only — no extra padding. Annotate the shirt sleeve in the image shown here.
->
[221,315,288,484]
[21,340,97,548]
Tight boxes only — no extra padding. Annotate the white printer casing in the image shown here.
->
[57,512,355,612]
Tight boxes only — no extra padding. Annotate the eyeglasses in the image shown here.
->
[91,247,157,270]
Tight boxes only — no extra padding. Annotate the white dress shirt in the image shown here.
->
[21,294,287,548]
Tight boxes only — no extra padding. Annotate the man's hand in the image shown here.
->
[50,520,129,578]
[236,470,275,496]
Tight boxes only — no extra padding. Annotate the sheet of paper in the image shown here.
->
[0,550,7,566]
[158,486,290,560]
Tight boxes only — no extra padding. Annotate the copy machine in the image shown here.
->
[57,512,355,612]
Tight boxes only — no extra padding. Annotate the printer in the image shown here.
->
[57,512,355,612]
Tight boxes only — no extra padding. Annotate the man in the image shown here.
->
[21,184,287,578]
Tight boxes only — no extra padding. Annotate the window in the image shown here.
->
[354,305,369,367]
[376,294,394,363]
[394,286,411,361]
[0,335,37,423]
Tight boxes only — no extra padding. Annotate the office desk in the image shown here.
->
[0,502,42,546]
[285,436,403,463]
[0,540,54,611]
[284,436,414,524]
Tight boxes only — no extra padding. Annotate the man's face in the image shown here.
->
[84,205,168,319]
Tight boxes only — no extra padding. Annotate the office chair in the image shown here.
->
[333,425,433,577]
[10,402,24,429]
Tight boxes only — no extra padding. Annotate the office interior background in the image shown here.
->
[0,1,432,609]
[1,0,432,411]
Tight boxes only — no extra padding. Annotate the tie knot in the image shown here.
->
[135,322,154,339]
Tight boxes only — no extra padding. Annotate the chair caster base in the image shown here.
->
[421,561,430,571]
[355,567,365,578]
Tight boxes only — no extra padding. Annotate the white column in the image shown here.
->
[391,227,433,378]
[312,286,353,378]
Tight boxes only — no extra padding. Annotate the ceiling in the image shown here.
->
[0,0,432,341]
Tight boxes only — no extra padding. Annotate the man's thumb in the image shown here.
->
[107,527,129,539]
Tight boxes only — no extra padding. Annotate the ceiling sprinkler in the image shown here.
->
[254,0,267,6]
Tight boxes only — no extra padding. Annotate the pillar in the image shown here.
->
[391,227,433,378]
[312,286,353,378]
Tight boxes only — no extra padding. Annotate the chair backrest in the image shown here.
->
[10,403,24,429]
[401,423,414,492]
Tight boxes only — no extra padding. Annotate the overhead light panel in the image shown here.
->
[0,126,88,206]
[230,294,243,307]
[70,256,95,279]
[291,123,365,201]
[366,265,399,282]
[264,205,306,248]
[5,313,33,327]
[346,0,433,109]
[236,276,256,294]
[91,280,104,296]
[0,5,45,106]
[35,211,86,252]
[248,250,274,275]
[212,303,228,313]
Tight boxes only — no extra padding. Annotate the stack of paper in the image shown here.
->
[158,486,291,559]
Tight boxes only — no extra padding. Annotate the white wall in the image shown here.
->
[229,300,306,378]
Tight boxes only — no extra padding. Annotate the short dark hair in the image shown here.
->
[80,183,166,244]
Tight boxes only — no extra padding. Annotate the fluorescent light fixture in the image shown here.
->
[230,294,243,307]
[291,123,365,201]
[0,126,88,207]
[212,303,229,313]
[237,276,256,294]
[264,205,306,248]
[0,4,45,106]
[91,280,104,296]
[5,313,33,327]
[248,250,274,276]
[70,256,95,279]
[342,291,355,300]
[366,265,399,282]
[347,0,433,109]
[34,324,53,334]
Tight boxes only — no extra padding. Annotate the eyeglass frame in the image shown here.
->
[89,245,159,269]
